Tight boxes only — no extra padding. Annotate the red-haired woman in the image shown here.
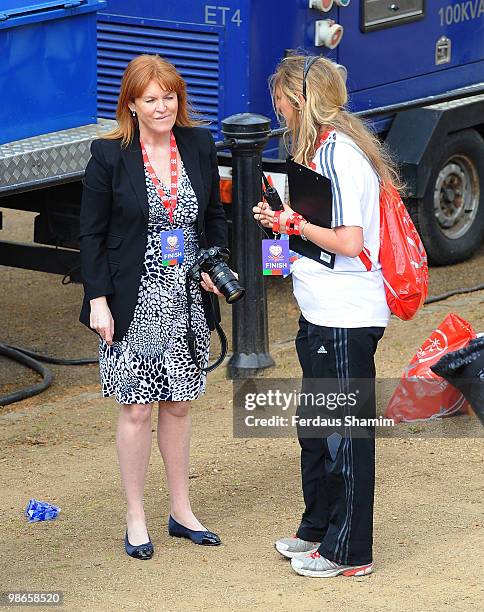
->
[79,55,227,559]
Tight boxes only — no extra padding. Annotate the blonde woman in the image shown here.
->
[254,54,400,578]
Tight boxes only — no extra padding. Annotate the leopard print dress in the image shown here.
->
[98,160,210,404]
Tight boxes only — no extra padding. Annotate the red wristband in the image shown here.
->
[272,210,282,233]
[292,215,306,236]
[285,213,304,235]
[285,213,295,235]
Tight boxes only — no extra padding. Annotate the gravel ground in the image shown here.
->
[0,208,483,611]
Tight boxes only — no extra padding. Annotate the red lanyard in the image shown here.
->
[140,131,178,224]
[310,129,334,170]
[318,128,333,146]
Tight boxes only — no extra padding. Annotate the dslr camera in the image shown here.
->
[188,246,245,304]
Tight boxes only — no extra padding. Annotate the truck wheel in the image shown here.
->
[410,129,484,266]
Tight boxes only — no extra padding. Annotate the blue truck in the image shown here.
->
[1,0,483,270]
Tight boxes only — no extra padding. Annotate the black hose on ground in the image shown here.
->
[0,342,54,406]
[0,343,97,406]
[4,344,98,366]
[424,283,484,305]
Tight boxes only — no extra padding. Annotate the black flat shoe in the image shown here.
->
[168,515,221,546]
[124,530,154,560]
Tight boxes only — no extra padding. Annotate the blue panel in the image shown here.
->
[0,9,100,143]
[1,1,75,12]
[348,62,484,113]
[96,14,223,137]
[0,0,105,29]
[248,2,339,128]
[337,1,484,100]
[97,0,484,145]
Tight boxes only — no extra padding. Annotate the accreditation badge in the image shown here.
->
[262,239,290,277]
[280,233,302,274]
[160,229,184,266]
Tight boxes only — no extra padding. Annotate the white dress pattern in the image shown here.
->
[99,161,210,404]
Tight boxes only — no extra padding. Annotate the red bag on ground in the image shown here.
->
[378,184,429,320]
[385,313,475,422]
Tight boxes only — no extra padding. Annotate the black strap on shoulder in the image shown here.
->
[185,275,228,372]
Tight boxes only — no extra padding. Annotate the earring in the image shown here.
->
[131,110,136,117]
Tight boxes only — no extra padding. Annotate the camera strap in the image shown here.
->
[185,275,228,372]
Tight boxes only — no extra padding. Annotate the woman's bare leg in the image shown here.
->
[116,402,153,545]
[157,401,205,531]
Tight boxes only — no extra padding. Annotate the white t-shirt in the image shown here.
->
[291,131,390,328]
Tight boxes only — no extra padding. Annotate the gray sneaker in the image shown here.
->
[291,551,373,577]
[275,535,320,559]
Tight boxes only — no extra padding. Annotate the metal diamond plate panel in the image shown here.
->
[427,91,484,111]
[0,119,116,195]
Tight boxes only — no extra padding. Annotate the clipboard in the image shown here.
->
[286,157,335,269]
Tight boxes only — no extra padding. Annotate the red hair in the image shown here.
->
[104,54,201,145]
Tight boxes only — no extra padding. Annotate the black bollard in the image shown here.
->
[221,113,275,379]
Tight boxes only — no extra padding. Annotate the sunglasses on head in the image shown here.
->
[302,56,318,100]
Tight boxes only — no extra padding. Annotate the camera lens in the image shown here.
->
[210,263,245,304]
[224,282,245,304]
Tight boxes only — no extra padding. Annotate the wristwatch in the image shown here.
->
[300,220,310,241]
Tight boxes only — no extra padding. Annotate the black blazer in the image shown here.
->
[79,125,228,341]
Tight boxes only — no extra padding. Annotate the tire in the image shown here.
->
[409,129,484,266]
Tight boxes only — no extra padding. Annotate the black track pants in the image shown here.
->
[294,315,384,566]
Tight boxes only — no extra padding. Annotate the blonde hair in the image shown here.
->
[104,54,202,146]
[269,53,402,190]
